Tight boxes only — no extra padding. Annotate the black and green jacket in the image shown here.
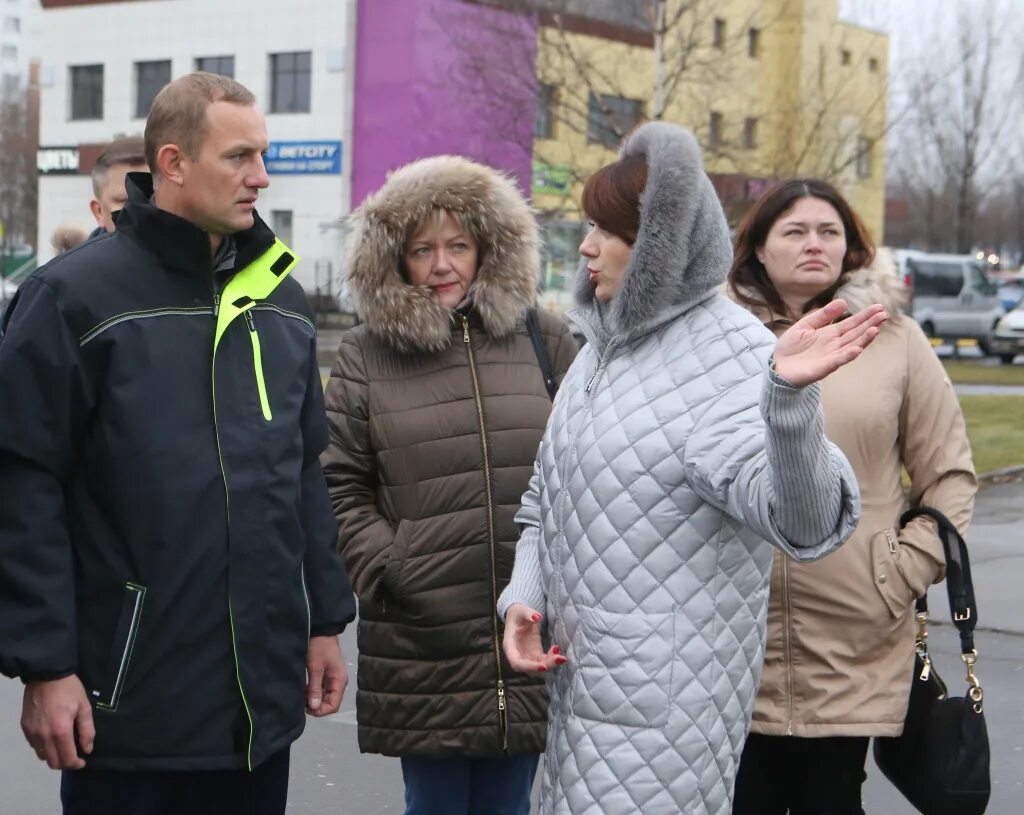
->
[0,174,356,771]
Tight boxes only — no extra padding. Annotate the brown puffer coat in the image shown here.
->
[737,260,977,738]
[322,156,578,758]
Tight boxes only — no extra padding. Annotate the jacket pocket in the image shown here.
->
[93,582,147,712]
[381,520,413,599]
[870,528,915,619]
[568,605,676,729]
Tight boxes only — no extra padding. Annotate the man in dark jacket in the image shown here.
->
[0,72,356,815]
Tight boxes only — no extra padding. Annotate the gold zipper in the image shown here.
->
[463,316,509,751]
[884,529,909,583]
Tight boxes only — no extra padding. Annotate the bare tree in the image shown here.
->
[0,79,38,291]
[888,0,1024,253]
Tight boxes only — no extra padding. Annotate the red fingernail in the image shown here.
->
[537,665,547,672]
[555,657,567,665]
[551,645,561,655]
[531,613,541,623]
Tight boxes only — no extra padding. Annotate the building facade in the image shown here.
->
[36,0,356,294]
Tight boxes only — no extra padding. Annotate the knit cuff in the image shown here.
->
[497,525,546,621]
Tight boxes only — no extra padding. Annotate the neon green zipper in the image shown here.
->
[244,310,273,421]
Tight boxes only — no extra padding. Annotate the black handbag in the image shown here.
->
[525,307,558,401]
[873,507,991,815]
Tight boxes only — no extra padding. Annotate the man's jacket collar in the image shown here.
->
[115,172,276,279]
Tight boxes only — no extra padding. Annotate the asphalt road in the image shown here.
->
[2,484,1021,813]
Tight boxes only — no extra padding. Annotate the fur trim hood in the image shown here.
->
[345,156,539,353]
[572,122,733,343]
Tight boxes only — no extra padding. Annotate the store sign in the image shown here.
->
[265,141,342,175]
[37,146,80,175]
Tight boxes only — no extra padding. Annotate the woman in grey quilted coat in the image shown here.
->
[496,122,887,815]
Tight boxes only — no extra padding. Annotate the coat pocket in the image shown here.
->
[870,528,915,619]
[381,520,413,599]
[93,582,147,712]
[568,605,676,729]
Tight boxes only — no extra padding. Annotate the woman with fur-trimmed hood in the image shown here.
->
[727,179,977,814]
[496,123,887,814]
[322,155,577,814]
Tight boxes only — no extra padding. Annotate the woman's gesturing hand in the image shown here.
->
[503,603,567,674]
[773,300,888,387]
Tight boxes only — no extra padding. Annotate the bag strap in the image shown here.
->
[525,308,558,401]
[899,507,977,654]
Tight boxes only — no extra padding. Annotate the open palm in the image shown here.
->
[774,300,888,387]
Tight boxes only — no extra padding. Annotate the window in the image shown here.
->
[868,57,879,73]
[195,55,235,78]
[748,28,760,58]
[2,16,19,33]
[534,83,556,139]
[1,44,15,61]
[586,92,643,148]
[270,51,311,113]
[855,136,872,178]
[709,111,724,151]
[910,260,963,298]
[70,64,103,120]
[2,72,18,92]
[742,117,758,150]
[841,49,852,66]
[270,210,293,246]
[713,18,726,49]
[134,60,171,118]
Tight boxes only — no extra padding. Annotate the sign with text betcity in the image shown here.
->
[265,141,342,175]
[37,146,80,175]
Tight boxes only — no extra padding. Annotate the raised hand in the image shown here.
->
[773,300,888,387]
[503,603,566,674]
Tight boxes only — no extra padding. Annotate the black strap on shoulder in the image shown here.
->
[525,308,558,401]
[899,506,977,654]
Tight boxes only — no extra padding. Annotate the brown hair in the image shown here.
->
[581,155,648,245]
[728,178,875,322]
[144,72,256,177]
[91,136,147,196]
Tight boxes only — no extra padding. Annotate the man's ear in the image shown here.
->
[156,144,186,187]
[89,198,103,226]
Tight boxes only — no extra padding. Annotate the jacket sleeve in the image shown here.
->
[896,320,977,595]
[497,460,547,620]
[0,279,88,681]
[683,359,861,562]
[298,336,356,636]
[321,333,396,599]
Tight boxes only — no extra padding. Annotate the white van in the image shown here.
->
[893,250,1004,356]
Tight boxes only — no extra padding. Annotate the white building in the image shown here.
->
[36,0,356,294]
[0,0,38,93]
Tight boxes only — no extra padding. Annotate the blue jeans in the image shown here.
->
[401,754,540,815]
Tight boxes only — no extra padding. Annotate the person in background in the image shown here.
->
[498,122,887,814]
[728,178,977,815]
[0,72,356,815]
[323,155,577,815]
[49,222,89,254]
[89,137,149,235]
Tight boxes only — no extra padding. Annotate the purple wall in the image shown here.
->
[351,0,538,207]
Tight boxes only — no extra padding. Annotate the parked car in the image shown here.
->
[894,250,1004,355]
[991,305,1024,364]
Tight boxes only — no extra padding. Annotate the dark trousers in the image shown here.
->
[60,747,290,815]
[400,753,540,815]
[733,733,869,815]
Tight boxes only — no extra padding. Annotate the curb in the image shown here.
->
[977,465,1024,487]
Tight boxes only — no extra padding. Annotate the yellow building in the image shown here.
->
[530,0,888,303]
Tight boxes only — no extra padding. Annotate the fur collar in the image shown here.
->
[572,123,733,345]
[345,156,538,353]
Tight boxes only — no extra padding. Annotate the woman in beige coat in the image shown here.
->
[728,179,977,814]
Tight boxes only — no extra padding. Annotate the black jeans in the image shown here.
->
[60,747,290,815]
[733,733,869,815]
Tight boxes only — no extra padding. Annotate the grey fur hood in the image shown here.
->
[345,155,538,353]
[573,122,733,342]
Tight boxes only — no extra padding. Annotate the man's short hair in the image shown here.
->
[91,137,147,197]
[144,72,257,176]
